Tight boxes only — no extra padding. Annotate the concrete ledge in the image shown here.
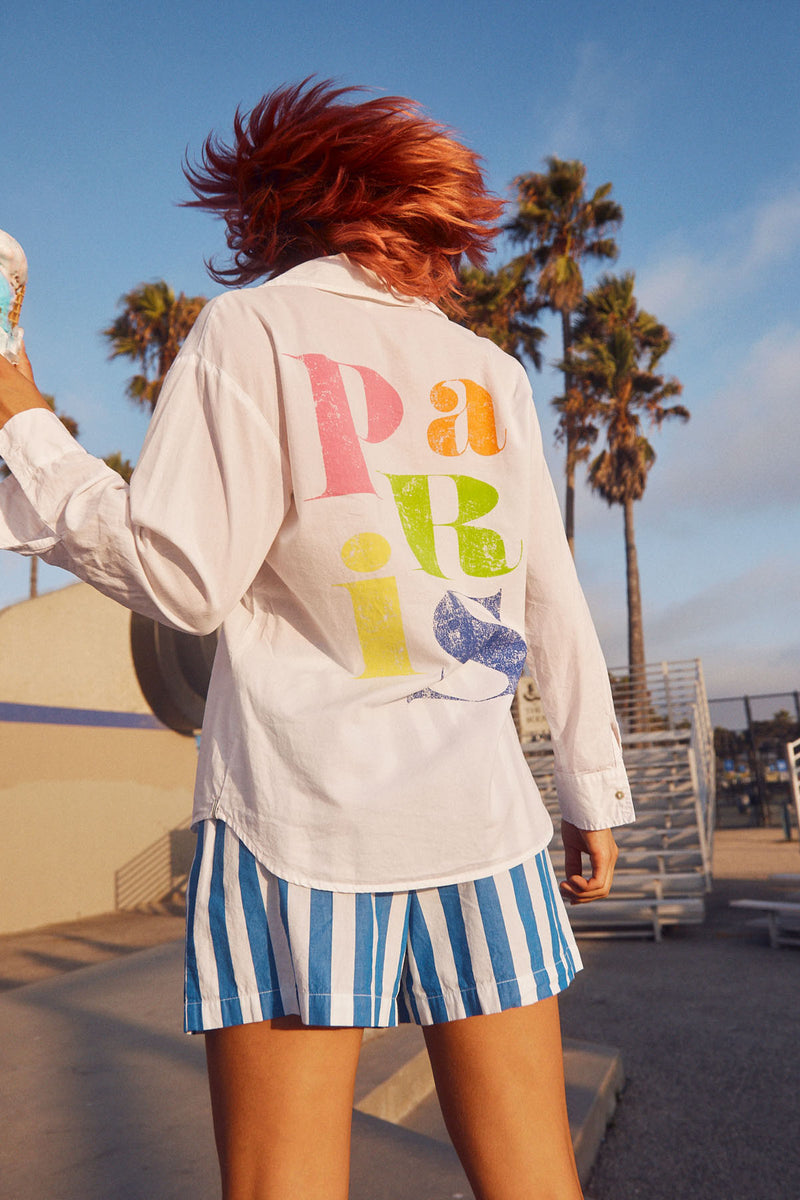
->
[350,1109,471,1200]
[563,1038,625,1185]
[354,1025,431,1123]
[353,1024,624,1190]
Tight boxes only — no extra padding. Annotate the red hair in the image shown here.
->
[182,79,503,305]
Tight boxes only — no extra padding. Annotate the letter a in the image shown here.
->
[427,379,507,457]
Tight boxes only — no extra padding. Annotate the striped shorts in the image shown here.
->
[184,819,582,1033]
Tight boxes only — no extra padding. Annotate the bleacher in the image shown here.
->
[521,659,715,940]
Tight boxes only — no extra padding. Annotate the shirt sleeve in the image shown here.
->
[0,295,291,634]
[521,374,635,831]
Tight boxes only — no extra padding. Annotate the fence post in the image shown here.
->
[787,738,800,842]
[744,695,770,826]
[662,661,675,731]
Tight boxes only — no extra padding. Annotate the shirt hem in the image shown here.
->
[191,803,554,893]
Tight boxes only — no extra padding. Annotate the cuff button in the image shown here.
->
[615,790,625,799]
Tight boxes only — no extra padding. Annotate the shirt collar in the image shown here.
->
[265,254,447,317]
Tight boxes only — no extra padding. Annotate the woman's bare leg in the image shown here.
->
[204,1015,363,1200]
[422,996,583,1200]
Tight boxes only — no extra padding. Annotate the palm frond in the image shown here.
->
[443,261,545,369]
[102,281,207,412]
[567,271,687,509]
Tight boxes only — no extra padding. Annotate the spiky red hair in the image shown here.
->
[183,79,503,304]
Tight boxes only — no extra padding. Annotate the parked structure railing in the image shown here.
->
[521,659,715,935]
[608,658,716,867]
[114,819,195,910]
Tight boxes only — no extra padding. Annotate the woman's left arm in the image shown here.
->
[0,298,291,633]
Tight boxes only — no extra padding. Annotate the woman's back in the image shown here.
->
[183,254,550,889]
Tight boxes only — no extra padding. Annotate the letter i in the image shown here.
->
[336,534,420,678]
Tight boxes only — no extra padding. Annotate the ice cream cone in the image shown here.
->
[8,280,25,329]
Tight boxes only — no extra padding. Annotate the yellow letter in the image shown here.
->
[336,534,420,678]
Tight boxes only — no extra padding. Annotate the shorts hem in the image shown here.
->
[184,957,581,1034]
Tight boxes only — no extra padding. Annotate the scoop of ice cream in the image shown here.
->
[0,272,14,334]
[0,230,27,296]
[0,230,27,362]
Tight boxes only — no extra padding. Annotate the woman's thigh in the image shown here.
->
[422,996,583,1200]
[204,1015,363,1200]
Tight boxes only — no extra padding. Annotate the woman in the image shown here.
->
[0,81,633,1200]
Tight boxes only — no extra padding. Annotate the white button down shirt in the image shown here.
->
[0,255,633,890]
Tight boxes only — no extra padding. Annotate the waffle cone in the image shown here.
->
[9,280,25,328]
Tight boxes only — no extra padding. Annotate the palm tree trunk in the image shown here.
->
[624,497,646,729]
[561,310,576,556]
[29,555,38,600]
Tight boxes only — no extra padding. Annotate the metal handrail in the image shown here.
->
[521,658,716,881]
[605,659,715,878]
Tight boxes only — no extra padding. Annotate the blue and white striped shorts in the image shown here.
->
[184,819,582,1033]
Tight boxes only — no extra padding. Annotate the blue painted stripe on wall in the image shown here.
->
[0,701,164,729]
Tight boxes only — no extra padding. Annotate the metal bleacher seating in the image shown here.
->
[521,659,715,940]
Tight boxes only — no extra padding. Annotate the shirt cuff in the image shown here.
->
[0,475,59,553]
[0,406,81,483]
[554,765,635,831]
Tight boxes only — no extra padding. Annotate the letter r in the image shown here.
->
[385,473,522,578]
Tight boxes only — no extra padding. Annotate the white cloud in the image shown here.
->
[746,191,800,269]
[699,640,800,700]
[575,547,800,698]
[647,556,799,642]
[647,322,800,513]
[638,187,800,322]
[628,556,800,698]
[543,42,642,157]
[635,253,698,317]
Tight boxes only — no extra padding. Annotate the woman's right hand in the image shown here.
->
[0,343,49,430]
[558,820,618,904]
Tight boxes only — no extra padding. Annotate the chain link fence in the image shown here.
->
[709,690,800,832]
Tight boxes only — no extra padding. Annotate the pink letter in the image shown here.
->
[289,355,404,498]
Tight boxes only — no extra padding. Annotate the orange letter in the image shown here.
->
[427,379,507,457]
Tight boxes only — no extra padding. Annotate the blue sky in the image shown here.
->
[4,0,799,699]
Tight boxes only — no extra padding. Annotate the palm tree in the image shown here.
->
[1,395,78,598]
[505,158,622,553]
[102,451,134,483]
[103,281,206,412]
[442,259,545,369]
[567,273,689,704]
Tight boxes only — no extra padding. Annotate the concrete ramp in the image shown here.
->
[0,939,622,1197]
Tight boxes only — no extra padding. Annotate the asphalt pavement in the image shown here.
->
[559,826,800,1200]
